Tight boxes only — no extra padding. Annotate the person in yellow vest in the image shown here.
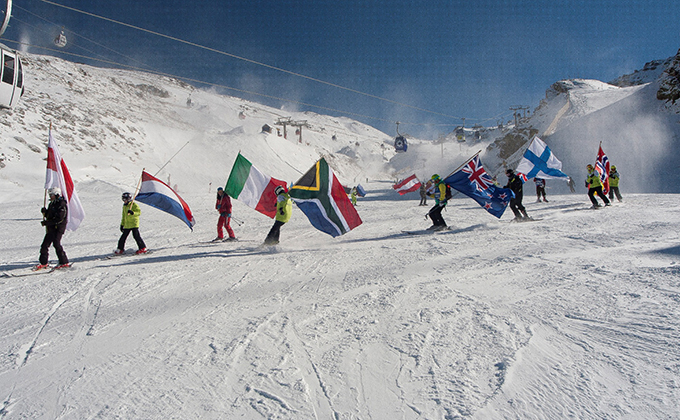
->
[608,165,623,202]
[426,174,448,230]
[350,187,358,206]
[585,164,611,209]
[264,186,292,245]
[115,192,147,255]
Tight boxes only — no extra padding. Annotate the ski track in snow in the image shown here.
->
[0,188,679,419]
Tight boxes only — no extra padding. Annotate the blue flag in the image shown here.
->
[444,155,515,219]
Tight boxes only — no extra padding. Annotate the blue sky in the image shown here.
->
[3,0,679,137]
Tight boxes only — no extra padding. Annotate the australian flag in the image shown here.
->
[444,155,515,219]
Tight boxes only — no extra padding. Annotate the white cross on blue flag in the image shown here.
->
[515,136,569,180]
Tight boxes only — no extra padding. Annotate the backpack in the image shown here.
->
[445,184,452,200]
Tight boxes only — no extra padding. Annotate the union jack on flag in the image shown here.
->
[444,154,515,219]
[461,156,495,193]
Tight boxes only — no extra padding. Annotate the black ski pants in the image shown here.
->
[428,204,446,227]
[265,220,286,245]
[509,192,528,218]
[118,228,146,251]
[588,187,610,207]
[40,228,68,265]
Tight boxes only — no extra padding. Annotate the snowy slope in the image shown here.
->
[1,186,679,419]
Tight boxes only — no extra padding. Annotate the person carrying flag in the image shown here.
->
[264,186,292,245]
[426,174,448,230]
[608,165,623,202]
[504,168,529,221]
[115,192,148,255]
[214,187,237,242]
[36,187,70,270]
[585,164,611,208]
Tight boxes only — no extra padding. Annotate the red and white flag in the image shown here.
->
[392,174,422,195]
[45,129,85,231]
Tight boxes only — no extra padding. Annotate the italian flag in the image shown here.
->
[225,153,288,218]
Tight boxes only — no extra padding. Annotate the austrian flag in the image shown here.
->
[45,130,85,231]
[392,174,422,195]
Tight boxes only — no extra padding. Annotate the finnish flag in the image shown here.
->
[515,137,569,180]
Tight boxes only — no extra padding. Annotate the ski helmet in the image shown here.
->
[505,168,514,175]
[274,186,285,195]
[48,187,61,197]
[611,165,616,171]
[587,164,594,170]
[431,174,440,181]
[122,192,132,201]
[217,187,223,192]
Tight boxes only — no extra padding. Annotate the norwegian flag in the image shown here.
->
[45,129,85,231]
[444,154,514,219]
[596,145,610,195]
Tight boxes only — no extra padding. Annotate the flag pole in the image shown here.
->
[154,140,191,177]
[129,169,145,208]
[443,150,481,180]
[44,122,53,210]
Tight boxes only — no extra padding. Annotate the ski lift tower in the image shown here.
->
[290,120,309,143]
[275,116,292,139]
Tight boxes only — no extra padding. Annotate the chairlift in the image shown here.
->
[54,30,67,48]
[0,0,24,108]
[394,121,408,152]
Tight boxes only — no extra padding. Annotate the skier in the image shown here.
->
[115,192,148,255]
[214,187,236,241]
[419,182,427,206]
[264,186,292,245]
[504,169,529,221]
[608,165,623,202]
[534,177,548,202]
[585,164,611,208]
[36,187,70,270]
[426,174,448,230]
[350,187,358,206]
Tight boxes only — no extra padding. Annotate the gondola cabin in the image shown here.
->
[54,31,67,48]
[394,135,408,152]
[0,44,23,108]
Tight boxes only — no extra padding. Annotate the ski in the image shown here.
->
[402,227,451,235]
[106,250,151,259]
[2,263,73,277]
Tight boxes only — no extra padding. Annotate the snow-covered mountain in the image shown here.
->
[1,51,680,420]
[0,54,396,202]
[2,49,679,198]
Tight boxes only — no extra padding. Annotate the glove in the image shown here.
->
[41,207,47,215]
[120,225,124,232]
[220,212,228,217]
[127,209,134,215]
[41,220,47,226]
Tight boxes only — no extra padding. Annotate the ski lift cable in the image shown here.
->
[35,0,472,122]
[5,39,402,125]
[13,5,156,71]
